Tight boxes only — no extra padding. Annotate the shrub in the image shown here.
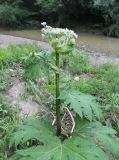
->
[0,0,34,28]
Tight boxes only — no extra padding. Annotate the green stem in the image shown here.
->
[55,52,61,136]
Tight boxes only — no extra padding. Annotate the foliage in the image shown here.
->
[23,51,50,80]
[6,25,119,160]
[75,116,119,158]
[59,90,102,121]
[0,0,33,28]
[64,58,119,135]
[9,117,119,160]
[0,44,40,69]
[0,22,119,159]
[0,95,19,159]
[103,24,119,37]
[0,0,119,37]
[0,69,12,91]
[63,50,92,75]
[92,0,119,37]
[35,0,63,18]
[62,0,119,37]
[76,63,119,105]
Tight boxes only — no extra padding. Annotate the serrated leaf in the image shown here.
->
[10,135,109,160]
[9,118,118,160]
[17,137,108,160]
[10,117,55,148]
[75,116,119,159]
[59,90,102,121]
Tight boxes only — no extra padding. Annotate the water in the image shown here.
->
[0,29,119,56]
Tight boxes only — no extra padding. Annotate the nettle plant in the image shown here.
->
[9,23,119,160]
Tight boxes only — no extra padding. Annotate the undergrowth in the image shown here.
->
[0,95,19,159]
[0,41,119,159]
[0,44,40,69]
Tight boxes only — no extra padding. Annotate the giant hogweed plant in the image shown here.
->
[9,23,119,160]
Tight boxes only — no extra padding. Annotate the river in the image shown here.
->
[0,29,119,56]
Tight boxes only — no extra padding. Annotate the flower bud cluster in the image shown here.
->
[41,22,78,54]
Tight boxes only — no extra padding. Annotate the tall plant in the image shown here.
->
[41,22,78,136]
[9,24,119,160]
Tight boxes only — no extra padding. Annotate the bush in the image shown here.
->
[0,0,35,28]
[103,24,119,37]
[0,0,119,37]
[91,0,119,37]
[63,0,119,37]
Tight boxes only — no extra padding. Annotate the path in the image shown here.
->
[0,34,119,66]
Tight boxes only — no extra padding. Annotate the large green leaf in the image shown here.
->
[14,136,109,160]
[10,117,55,148]
[59,90,102,121]
[75,116,119,159]
[9,118,118,160]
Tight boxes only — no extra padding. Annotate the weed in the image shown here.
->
[0,44,41,69]
[61,50,93,75]
[0,69,13,91]
[0,95,19,159]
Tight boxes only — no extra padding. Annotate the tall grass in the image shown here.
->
[0,44,41,69]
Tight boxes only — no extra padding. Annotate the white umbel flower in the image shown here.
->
[41,22,78,54]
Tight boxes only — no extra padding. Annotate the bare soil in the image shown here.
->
[4,78,45,117]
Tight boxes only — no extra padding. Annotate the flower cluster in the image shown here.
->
[41,22,78,54]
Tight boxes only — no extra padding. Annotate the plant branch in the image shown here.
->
[55,52,61,136]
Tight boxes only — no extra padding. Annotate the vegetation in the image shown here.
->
[0,0,119,37]
[0,95,19,159]
[0,24,119,159]
[0,44,40,69]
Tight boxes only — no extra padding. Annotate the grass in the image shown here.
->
[0,44,119,114]
[76,63,119,105]
[0,44,119,158]
[61,52,119,105]
[0,44,43,159]
[0,44,40,69]
[0,69,14,91]
[0,95,19,159]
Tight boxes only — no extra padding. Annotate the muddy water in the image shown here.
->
[0,29,119,56]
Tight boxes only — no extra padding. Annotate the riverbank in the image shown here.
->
[0,34,119,66]
[0,29,119,56]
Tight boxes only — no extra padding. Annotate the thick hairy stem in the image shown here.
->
[56,52,61,136]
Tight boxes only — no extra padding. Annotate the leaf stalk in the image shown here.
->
[55,52,61,136]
